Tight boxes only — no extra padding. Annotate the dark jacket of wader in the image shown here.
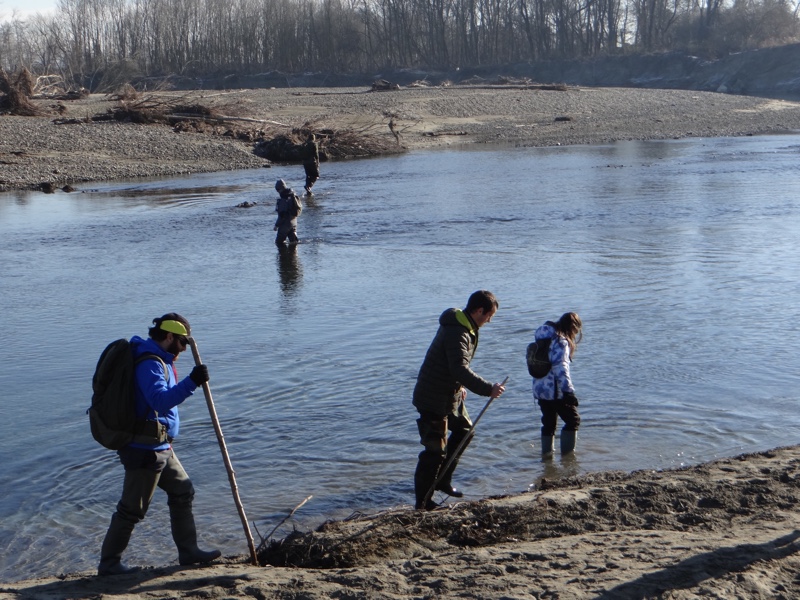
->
[412,308,494,416]
[274,188,302,244]
[412,308,494,508]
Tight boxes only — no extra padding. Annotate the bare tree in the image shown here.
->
[1,0,798,87]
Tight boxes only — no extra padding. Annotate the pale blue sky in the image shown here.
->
[0,0,57,20]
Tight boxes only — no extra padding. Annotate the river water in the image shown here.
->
[1,134,800,582]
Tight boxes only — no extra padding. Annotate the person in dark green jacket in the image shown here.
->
[302,133,320,194]
[412,290,506,510]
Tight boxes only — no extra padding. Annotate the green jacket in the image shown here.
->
[304,140,319,165]
[412,308,494,416]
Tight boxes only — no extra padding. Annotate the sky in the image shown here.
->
[0,0,56,20]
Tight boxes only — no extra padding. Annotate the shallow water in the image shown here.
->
[1,134,800,581]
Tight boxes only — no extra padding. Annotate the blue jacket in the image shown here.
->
[129,335,198,450]
[531,322,575,401]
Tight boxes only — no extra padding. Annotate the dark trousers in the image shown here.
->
[275,222,298,245]
[114,447,195,525]
[99,447,199,571]
[304,162,319,191]
[538,398,580,436]
[414,402,473,507]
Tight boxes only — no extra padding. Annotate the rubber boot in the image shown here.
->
[434,427,472,498]
[541,435,555,458]
[170,506,221,565]
[434,457,464,498]
[414,452,441,510]
[561,429,577,454]
[97,514,140,576]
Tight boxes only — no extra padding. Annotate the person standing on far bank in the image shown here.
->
[302,133,320,195]
[412,290,506,511]
[274,179,302,246]
[532,312,583,457]
[97,313,220,576]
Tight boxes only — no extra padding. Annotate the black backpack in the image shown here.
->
[526,337,553,378]
[88,338,168,450]
[290,192,302,217]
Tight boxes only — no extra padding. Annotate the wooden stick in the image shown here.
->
[187,337,258,566]
[169,113,292,127]
[426,376,509,504]
[256,494,314,552]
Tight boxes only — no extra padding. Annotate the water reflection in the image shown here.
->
[276,244,303,296]
[538,453,581,486]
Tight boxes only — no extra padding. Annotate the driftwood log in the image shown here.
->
[0,68,42,116]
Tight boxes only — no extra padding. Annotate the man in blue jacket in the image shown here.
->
[412,290,506,510]
[97,313,220,576]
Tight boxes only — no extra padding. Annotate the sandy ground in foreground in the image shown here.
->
[2,85,800,191]
[3,445,800,599]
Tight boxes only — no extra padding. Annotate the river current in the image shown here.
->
[1,134,799,581]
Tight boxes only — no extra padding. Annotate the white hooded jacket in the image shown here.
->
[531,322,575,401]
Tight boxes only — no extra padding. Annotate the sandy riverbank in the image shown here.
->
[2,85,800,192]
[3,445,800,598]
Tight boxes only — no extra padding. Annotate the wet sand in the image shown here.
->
[3,445,800,598]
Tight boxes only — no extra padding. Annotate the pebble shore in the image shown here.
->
[0,114,266,192]
[3,86,800,192]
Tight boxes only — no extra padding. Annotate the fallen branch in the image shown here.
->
[256,495,313,553]
[0,67,42,116]
[454,84,573,91]
[171,113,292,127]
[421,130,468,137]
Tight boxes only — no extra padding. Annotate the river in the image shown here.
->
[1,134,799,581]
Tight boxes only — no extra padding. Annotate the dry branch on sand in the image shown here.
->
[47,90,404,161]
[258,447,800,570]
[0,68,85,113]
[254,126,403,162]
[9,85,797,194]
[371,79,401,91]
[0,68,43,116]
[7,447,800,599]
[454,75,571,90]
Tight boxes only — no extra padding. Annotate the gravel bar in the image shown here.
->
[3,86,800,192]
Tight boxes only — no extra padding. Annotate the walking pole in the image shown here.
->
[187,337,258,566]
[426,376,509,504]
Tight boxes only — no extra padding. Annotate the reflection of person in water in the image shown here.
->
[276,243,302,295]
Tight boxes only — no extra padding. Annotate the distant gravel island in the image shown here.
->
[2,85,800,192]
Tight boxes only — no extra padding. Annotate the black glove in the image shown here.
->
[562,392,579,407]
[189,364,209,386]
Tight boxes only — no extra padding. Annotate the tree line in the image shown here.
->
[1,0,798,91]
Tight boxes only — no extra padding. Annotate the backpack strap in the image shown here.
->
[134,352,167,372]
[131,353,170,445]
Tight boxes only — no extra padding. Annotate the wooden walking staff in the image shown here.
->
[426,376,509,504]
[187,337,258,566]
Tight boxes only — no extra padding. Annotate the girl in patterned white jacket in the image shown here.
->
[531,312,583,456]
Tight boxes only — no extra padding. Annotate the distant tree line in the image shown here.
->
[0,0,798,91]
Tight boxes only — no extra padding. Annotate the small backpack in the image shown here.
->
[526,337,553,378]
[88,338,168,450]
[291,192,302,217]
